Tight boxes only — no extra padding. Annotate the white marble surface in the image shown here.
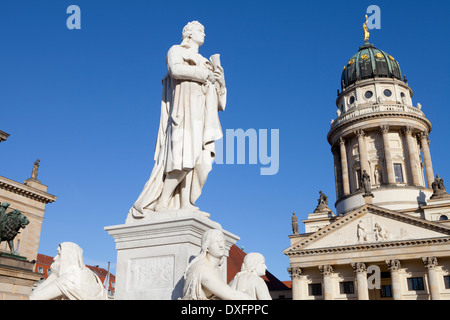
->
[106,211,239,300]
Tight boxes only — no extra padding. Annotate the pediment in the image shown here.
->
[285,204,450,254]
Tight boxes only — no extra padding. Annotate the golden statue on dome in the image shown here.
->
[363,14,370,43]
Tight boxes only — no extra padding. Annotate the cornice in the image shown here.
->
[284,204,450,256]
[327,107,432,145]
[0,176,57,204]
[0,130,9,142]
[285,236,450,257]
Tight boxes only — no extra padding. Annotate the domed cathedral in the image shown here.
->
[331,38,434,216]
[284,17,450,300]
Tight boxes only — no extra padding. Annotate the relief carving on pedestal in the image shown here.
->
[127,256,175,291]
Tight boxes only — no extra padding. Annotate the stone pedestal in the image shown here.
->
[105,210,239,300]
[362,193,374,204]
[0,255,41,300]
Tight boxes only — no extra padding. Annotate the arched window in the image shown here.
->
[439,215,449,221]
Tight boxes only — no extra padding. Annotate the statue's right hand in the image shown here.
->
[207,70,216,84]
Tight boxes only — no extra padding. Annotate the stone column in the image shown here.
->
[319,265,334,300]
[380,125,395,185]
[403,126,421,186]
[339,137,350,195]
[386,259,402,300]
[351,262,369,300]
[422,256,441,300]
[417,132,434,188]
[332,147,342,199]
[288,266,304,300]
[355,129,370,175]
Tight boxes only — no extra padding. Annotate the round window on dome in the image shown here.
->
[383,89,392,97]
[349,96,355,104]
[364,91,373,99]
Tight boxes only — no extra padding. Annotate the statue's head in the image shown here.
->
[181,21,205,47]
[201,229,225,260]
[55,242,86,275]
[10,210,29,228]
[242,252,267,277]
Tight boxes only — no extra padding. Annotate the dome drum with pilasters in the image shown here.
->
[329,42,435,215]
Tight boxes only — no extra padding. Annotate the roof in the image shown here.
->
[341,42,403,89]
[227,245,290,291]
[37,253,54,267]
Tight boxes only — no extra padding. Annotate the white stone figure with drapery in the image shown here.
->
[229,252,272,300]
[127,21,227,221]
[29,242,107,300]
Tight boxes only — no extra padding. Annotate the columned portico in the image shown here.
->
[422,256,440,300]
[355,129,369,176]
[318,265,334,300]
[403,126,421,186]
[286,29,450,301]
[339,137,350,195]
[288,266,304,300]
[386,259,402,300]
[380,124,395,185]
[417,132,434,188]
[351,262,369,300]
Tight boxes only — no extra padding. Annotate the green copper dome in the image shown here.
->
[341,43,403,90]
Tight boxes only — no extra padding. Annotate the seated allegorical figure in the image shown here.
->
[229,252,272,300]
[29,242,107,300]
[181,229,254,300]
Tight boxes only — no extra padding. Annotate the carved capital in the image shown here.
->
[417,131,429,141]
[318,264,334,276]
[287,266,303,279]
[379,124,390,134]
[386,259,401,271]
[339,137,346,145]
[354,129,365,138]
[402,126,413,136]
[422,256,438,270]
[351,262,367,274]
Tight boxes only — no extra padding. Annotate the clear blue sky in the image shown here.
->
[1,0,449,282]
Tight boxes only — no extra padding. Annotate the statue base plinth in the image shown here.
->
[430,190,450,200]
[105,210,239,300]
[362,193,374,204]
[0,252,28,261]
[0,255,41,300]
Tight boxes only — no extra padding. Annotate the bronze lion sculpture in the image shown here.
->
[0,202,30,255]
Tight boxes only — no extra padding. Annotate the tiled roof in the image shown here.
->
[37,253,54,267]
[227,245,290,291]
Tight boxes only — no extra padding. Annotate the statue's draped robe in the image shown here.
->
[181,258,219,300]
[30,242,107,300]
[128,45,226,219]
[229,271,272,300]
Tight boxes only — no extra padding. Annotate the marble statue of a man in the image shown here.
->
[128,21,227,219]
[229,252,272,300]
[29,242,107,300]
[181,229,253,300]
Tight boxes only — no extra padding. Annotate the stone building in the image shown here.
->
[284,30,450,300]
[0,132,57,299]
